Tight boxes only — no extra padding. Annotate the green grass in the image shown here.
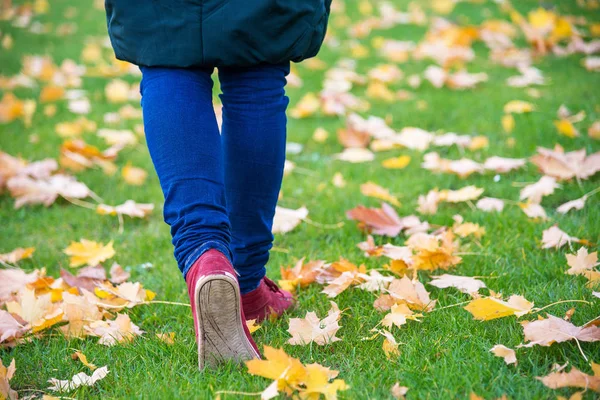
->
[1,0,600,398]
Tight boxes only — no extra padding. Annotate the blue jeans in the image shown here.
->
[140,63,290,293]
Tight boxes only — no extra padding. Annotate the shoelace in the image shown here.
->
[263,277,283,294]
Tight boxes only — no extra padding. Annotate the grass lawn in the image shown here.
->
[1,0,599,398]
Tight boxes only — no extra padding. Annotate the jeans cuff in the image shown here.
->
[181,240,232,279]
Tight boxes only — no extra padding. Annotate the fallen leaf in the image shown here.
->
[429,274,486,294]
[0,310,28,345]
[85,313,143,346]
[63,239,115,267]
[557,196,587,214]
[386,276,436,312]
[287,301,341,346]
[504,100,535,114]
[7,174,92,208]
[530,146,600,181]
[519,176,559,204]
[0,247,35,264]
[156,332,176,344]
[390,382,409,399]
[464,295,534,320]
[122,164,147,185]
[272,206,308,234]
[566,248,598,275]
[382,155,411,169]
[109,263,130,284]
[97,200,154,218]
[333,147,375,163]
[72,351,97,371]
[519,314,600,347]
[360,182,400,206]
[537,363,600,393]
[347,203,403,237]
[476,197,505,212]
[0,268,39,304]
[490,344,517,365]
[542,225,580,249]
[0,358,17,400]
[48,366,109,392]
[381,303,421,329]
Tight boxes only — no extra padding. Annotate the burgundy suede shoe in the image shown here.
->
[241,277,295,322]
[185,249,261,369]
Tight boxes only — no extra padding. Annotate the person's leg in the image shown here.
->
[140,67,260,367]
[218,63,290,294]
[140,67,231,277]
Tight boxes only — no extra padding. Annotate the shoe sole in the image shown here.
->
[194,272,260,369]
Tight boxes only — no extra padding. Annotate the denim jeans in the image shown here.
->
[140,63,290,293]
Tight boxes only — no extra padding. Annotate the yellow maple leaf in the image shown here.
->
[122,164,148,186]
[554,119,579,138]
[504,100,535,114]
[360,182,401,206]
[382,155,411,169]
[464,295,534,321]
[63,239,115,267]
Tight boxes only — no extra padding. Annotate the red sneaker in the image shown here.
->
[185,249,261,369]
[241,277,295,322]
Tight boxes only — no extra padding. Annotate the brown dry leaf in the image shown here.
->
[321,271,360,298]
[490,344,517,365]
[333,147,375,163]
[557,196,588,214]
[440,186,484,203]
[272,206,308,234]
[464,295,534,320]
[86,313,143,346]
[476,197,505,212]
[60,266,105,293]
[360,182,400,206]
[380,329,400,359]
[109,263,130,284]
[390,382,409,399]
[63,239,115,268]
[7,174,92,208]
[0,358,17,400]
[519,202,548,220]
[483,156,526,173]
[356,270,394,292]
[537,363,600,393]
[589,121,600,139]
[381,303,421,329]
[5,289,63,333]
[387,276,436,312]
[60,291,103,338]
[60,139,118,174]
[357,235,384,257]
[541,225,580,249]
[279,259,325,292]
[347,202,403,237]
[519,176,560,204]
[0,247,35,264]
[407,231,462,272]
[122,164,147,185]
[452,215,486,238]
[566,248,598,275]
[48,365,110,392]
[97,200,154,218]
[0,310,28,345]
[429,274,486,295]
[95,281,154,308]
[519,315,600,347]
[530,146,600,181]
[287,301,341,346]
[0,268,39,304]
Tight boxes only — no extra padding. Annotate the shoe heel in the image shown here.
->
[194,273,259,369]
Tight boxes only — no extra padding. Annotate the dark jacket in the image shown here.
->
[105,0,332,68]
